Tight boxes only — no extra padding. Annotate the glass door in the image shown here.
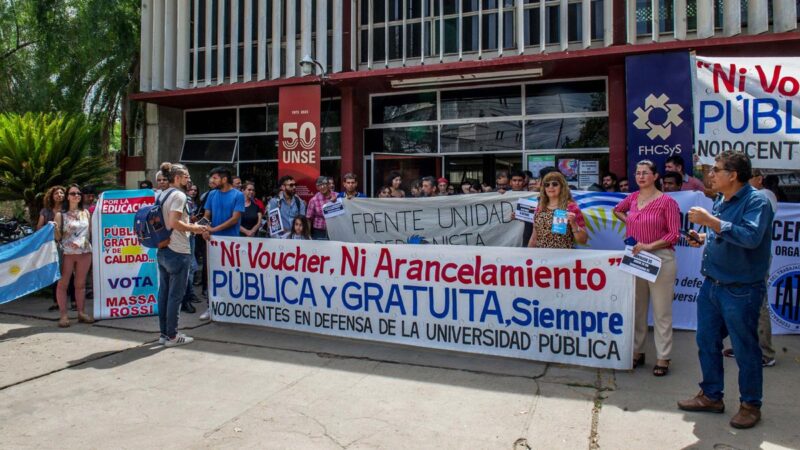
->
[369,153,443,197]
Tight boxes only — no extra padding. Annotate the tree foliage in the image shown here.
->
[0,0,141,153]
[0,112,117,222]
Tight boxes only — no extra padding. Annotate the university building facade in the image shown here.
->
[128,0,800,195]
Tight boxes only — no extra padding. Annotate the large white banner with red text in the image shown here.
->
[693,56,800,170]
[92,190,158,320]
[207,236,635,369]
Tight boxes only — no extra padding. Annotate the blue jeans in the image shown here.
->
[696,279,764,406]
[157,247,191,339]
[183,235,198,303]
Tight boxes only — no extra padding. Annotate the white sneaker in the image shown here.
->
[158,335,167,345]
[199,310,210,320]
[164,333,194,347]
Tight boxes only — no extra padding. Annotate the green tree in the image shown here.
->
[0,112,117,223]
[0,0,141,154]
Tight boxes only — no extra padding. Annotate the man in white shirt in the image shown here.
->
[156,162,207,347]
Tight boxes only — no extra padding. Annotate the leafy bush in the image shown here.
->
[0,112,116,223]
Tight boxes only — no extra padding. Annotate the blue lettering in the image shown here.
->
[699,100,723,133]
[753,98,782,134]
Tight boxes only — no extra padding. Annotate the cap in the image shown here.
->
[315,176,328,185]
[437,177,449,185]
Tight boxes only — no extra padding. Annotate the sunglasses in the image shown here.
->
[68,192,82,196]
[544,181,560,188]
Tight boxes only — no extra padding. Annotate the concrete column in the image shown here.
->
[177,0,191,88]
[151,0,164,90]
[164,0,177,89]
[230,0,239,82]
[301,0,313,66]
[286,0,297,77]
[316,0,328,74]
[140,0,153,92]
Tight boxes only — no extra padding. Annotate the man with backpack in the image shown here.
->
[199,166,245,320]
[155,162,207,347]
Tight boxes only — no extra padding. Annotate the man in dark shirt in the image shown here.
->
[678,151,774,429]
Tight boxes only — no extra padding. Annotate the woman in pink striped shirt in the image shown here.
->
[613,160,681,377]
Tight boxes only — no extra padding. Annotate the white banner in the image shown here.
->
[207,237,635,369]
[326,192,530,246]
[693,56,800,170]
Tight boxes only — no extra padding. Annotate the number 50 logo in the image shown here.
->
[282,122,317,150]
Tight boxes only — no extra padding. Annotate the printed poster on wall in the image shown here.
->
[91,190,159,320]
[279,84,321,202]
[206,236,635,369]
[626,52,695,190]
[693,56,800,170]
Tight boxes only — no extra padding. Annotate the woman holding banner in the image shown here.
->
[54,184,94,328]
[613,160,680,377]
[527,171,588,249]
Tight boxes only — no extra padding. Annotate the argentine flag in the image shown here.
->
[0,223,60,303]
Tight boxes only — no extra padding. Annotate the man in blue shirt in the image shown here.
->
[337,172,366,199]
[268,175,307,237]
[202,167,245,237]
[679,151,774,430]
[200,167,245,320]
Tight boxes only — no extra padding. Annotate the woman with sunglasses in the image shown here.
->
[527,172,587,249]
[613,160,680,377]
[54,184,94,327]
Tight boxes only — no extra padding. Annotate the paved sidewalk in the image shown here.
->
[1,294,798,449]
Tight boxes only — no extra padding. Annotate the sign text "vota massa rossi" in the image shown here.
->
[92,189,160,320]
[207,237,635,370]
[694,56,800,170]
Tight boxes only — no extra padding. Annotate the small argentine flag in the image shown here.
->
[0,223,60,304]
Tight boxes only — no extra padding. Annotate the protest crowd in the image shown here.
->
[26,150,790,430]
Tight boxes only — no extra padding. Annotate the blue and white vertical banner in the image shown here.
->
[626,52,696,188]
[768,202,800,334]
[0,223,60,303]
[92,190,159,319]
[693,56,800,170]
[207,236,635,370]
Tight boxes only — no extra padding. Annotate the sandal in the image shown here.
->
[77,312,95,324]
[653,361,670,377]
[58,316,70,328]
[633,353,646,369]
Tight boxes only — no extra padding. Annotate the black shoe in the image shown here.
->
[48,304,59,311]
[70,302,77,311]
[190,297,202,303]
[180,303,196,313]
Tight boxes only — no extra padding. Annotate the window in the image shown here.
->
[525,117,609,149]
[183,102,341,180]
[371,92,437,124]
[238,135,278,160]
[239,106,267,133]
[180,139,237,162]
[365,126,438,154]
[186,109,237,135]
[359,0,605,66]
[440,86,522,120]
[526,80,606,115]
[366,78,608,157]
[441,121,523,153]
